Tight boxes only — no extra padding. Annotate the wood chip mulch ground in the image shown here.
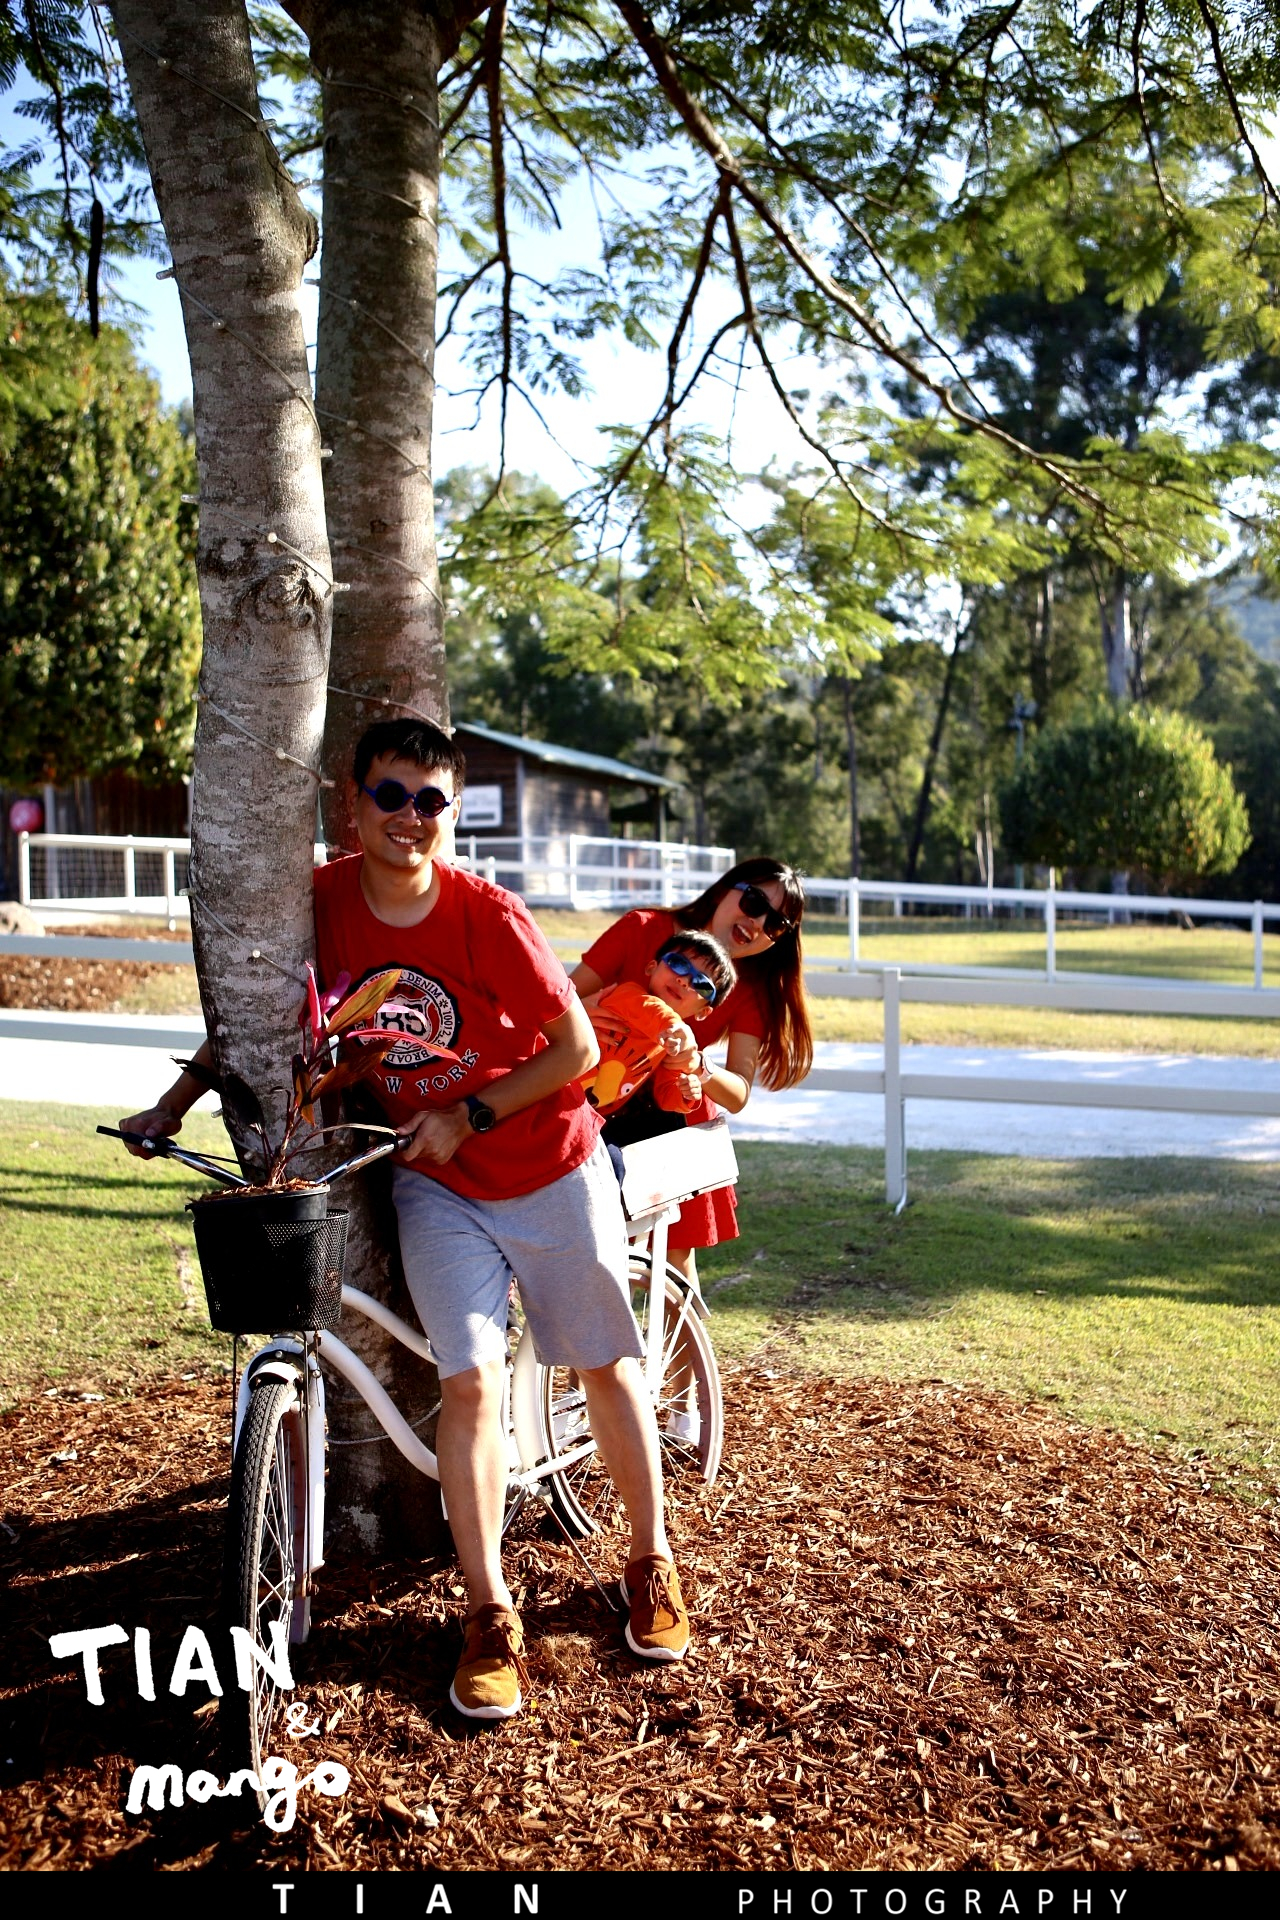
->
[2,1365,1278,1874]
[0,925,195,1015]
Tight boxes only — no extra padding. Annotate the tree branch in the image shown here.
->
[482,0,513,486]
[613,0,1110,519]
[722,195,903,545]
[1196,0,1280,211]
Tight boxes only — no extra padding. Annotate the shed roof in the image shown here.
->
[453,720,679,792]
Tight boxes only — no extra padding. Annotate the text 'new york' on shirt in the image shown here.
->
[313,854,598,1201]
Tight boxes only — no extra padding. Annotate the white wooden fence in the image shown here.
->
[15,829,733,917]
[803,875,1278,990]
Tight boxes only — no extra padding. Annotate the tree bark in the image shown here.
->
[283,0,472,1554]
[308,2,451,849]
[115,0,329,1170]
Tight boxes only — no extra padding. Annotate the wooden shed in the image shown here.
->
[450,720,685,905]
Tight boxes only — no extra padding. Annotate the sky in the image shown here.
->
[111,166,823,505]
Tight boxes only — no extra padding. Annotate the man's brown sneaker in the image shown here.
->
[621,1555,690,1662]
[449,1604,528,1720]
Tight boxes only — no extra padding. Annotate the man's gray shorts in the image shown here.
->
[392,1140,644,1379]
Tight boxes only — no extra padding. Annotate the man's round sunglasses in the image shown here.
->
[659,949,721,1006]
[731,881,796,940]
[361,778,453,818]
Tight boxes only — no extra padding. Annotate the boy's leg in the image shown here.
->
[391,1169,528,1715]
[436,1358,514,1610]
[576,1356,669,1562]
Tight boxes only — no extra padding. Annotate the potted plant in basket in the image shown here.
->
[185,965,460,1332]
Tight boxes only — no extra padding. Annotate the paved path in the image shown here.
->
[731,1042,1280,1159]
[2,1014,1277,1158]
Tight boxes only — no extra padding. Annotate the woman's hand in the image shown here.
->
[699,1031,760,1115]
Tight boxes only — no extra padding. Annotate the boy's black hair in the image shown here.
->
[655,930,736,1005]
[353,718,467,793]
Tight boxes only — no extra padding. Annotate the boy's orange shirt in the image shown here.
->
[579,980,702,1118]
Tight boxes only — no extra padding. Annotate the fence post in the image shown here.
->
[1045,872,1057,983]
[567,834,580,911]
[847,878,860,972]
[122,841,136,908]
[18,832,30,906]
[883,967,906,1208]
[485,857,497,886]
[163,847,177,927]
[1254,900,1265,990]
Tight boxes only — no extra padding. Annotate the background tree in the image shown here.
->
[999,706,1249,890]
[0,310,198,788]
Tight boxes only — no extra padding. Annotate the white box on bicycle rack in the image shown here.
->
[618,1114,739,1223]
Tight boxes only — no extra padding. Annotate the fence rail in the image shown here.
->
[801,874,1278,990]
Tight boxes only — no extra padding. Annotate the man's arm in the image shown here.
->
[401,996,600,1167]
[118,1038,215,1155]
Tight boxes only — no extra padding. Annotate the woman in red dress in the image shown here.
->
[570,856,813,1283]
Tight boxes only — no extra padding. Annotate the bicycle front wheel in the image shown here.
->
[221,1374,308,1779]
[534,1258,724,1538]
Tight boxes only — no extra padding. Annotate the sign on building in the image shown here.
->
[458,785,503,829]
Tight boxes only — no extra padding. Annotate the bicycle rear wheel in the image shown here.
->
[534,1257,723,1538]
[221,1373,308,1779]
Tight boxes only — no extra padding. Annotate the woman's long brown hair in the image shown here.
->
[672,856,812,1090]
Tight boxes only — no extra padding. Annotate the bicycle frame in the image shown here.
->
[108,1114,737,1619]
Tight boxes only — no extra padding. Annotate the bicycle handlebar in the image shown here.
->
[96,1124,414,1190]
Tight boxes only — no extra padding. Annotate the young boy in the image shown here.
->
[121,718,690,1721]
[580,932,735,1120]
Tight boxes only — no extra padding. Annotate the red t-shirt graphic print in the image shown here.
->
[314,854,596,1201]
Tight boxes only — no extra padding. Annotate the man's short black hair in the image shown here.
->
[353,717,467,794]
[655,930,736,1005]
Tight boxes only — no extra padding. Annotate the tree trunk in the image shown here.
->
[116,0,329,1171]
[304,0,453,1555]
[842,674,860,879]
[310,2,450,847]
[1031,568,1053,714]
[904,619,966,882]
[1100,566,1133,911]
[1101,566,1131,704]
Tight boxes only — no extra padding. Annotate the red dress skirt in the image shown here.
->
[665,1091,739,1250]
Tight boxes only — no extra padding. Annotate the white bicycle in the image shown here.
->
[103,1118,733,1778]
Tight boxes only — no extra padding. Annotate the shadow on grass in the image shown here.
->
[716,1143,1280,1321]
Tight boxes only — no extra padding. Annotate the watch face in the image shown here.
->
[468,1100,497,1133]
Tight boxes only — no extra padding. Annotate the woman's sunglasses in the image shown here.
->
[361,779,453,818]
[731,881,796,940]
[659,950,720,1006]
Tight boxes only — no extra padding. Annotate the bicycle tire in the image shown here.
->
[221,1374,308,1782]
[533,1256,723,1538]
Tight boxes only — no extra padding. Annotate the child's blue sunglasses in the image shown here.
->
[660,950,719,1006]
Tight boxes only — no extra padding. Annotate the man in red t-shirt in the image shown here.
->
[121,719,690,1719]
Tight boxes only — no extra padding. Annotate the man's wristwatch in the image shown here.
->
[465,1094,498,1134]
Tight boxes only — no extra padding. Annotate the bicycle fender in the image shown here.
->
[633,1255,711,1324]
[233,1345,303,1451]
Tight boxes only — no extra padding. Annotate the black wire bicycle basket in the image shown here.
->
[188,1187,349,1333]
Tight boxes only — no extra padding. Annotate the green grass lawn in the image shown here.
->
[705,1143,1280,1496]
[0,1103,234,1407]
[3,1106,1278,1503]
